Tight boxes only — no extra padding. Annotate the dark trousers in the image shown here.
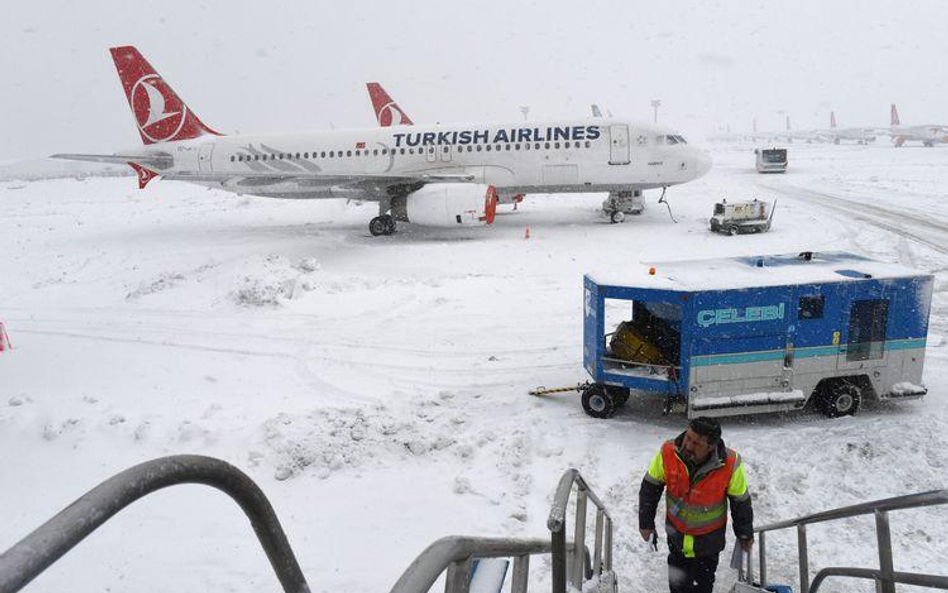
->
[667,551,719,593]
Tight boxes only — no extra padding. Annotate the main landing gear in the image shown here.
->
[369,214,396,236]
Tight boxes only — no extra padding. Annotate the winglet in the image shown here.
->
[129,162,158,189]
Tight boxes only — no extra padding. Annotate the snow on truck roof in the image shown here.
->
[587,251,929,292]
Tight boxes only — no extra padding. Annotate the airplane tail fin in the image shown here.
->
[366,82,414,126]
[890,104,900,127]
[830,111,837,129]
[786,115,791,131]
[109,46,221,145]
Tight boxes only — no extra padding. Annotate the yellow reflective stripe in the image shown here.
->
[647,450,665,483]
[666,496,727,528]
[728,462,748,498]
[683,534,695,558]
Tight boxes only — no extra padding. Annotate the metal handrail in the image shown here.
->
[753,489,948,593]
[548,469,614,593]
[388,536,556,593]
[0,455,310,593]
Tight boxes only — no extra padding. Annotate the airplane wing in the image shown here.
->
[162,170,476,198]
[51,153,173,169]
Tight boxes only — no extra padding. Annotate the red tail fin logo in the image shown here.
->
[366,82,414,127]
[110,46,220,144]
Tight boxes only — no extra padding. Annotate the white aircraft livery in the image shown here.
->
[54,46,712,236]
[889,104,948,147]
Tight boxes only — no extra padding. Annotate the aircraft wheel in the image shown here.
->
[582,384,616,418]
[369,216,388,236]
[610,211,625,224]
[382,215,396,234]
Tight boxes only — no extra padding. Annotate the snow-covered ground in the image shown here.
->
[1,142,946,593]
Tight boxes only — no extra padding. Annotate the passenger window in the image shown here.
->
[400,148,406,155]
[231,156,236,162]
[476,146,482,152]
[505,145,511,151]
[409,148,415,154]
[355,150,361,156]
[525,144,530,150]
[457,146,463,152]
[535,143,541,150]
[320,152,326,158]
[565,142,571,149]
[254,155,260,161]
[295,153,300,159]
[374,149,379,156]
[554,142,560,149]
[304,152,309,159]
[486,145,492,152]
[467,146,473,152]
[798,296,825,320]
[347,151,352,157]
[329,151,334,157]
[544,142,550,149]
[585,141,591,148]
[515,143,521,150]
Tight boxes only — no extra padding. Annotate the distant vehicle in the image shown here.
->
[888,104,948,147]
[755,148,788,173]
[581,251,932,419]
[709,199,775,235]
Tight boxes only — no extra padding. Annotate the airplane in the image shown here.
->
[888,104,948,147]
[825,111,876,145]
[54,46,711,236]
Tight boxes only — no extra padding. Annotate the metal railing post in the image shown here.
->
[551,527,567,593]
[798,524,810,593]
[444,558,472,593]
[572,489,588,591]
[759,531,767,588]
[511,555,529,593]
[604,517,613,572]
[875,509,896,593]
[593,509,604,577]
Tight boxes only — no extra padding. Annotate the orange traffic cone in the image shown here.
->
[524,225,531,239]
[0,322,11,352]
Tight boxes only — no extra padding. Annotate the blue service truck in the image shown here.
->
[581,252,932,419]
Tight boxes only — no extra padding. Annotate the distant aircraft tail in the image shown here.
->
[890,104,900,127]
[830,111,837,129]
[366,82,414,126]
[109,45,221,145]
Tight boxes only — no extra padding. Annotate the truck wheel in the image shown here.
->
[819,381,861,418]
[582,385,616,418]
[727,225,739,236]
[607,386,630,407]
[611,211,625,224]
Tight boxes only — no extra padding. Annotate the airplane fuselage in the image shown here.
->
[143,118,711,200]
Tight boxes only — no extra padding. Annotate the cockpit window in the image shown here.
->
[654,135,665,145]
[675,135,687,144]
[665,135,679,145]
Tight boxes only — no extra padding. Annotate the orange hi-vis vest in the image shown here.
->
[660,440,738,536]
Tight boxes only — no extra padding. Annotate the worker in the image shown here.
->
[638,417,754,593]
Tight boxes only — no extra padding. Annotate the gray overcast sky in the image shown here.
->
[3,0,948,161]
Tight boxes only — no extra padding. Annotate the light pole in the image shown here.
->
[650,99,661,123]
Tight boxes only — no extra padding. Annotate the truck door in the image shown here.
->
[837,292,890,372]
[198,143,214,173]
[609,125,630,165]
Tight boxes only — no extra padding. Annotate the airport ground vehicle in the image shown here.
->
[709,199,775,235]
[755,148,788,173]
[581,251,931,419]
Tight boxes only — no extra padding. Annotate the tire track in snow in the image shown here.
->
[758,180,948,256]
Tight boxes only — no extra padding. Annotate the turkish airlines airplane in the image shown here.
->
[54,46,711,236]
[888,104,948,147]
[825,111,876,144]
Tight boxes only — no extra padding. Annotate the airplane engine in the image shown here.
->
[394,183,498,227]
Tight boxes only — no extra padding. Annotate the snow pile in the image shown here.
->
[230,254,320,306]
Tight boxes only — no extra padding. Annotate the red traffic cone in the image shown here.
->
[0,322,11,352]
[524,225,531,239]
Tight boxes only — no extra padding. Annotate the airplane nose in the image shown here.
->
[694,151,712,178]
